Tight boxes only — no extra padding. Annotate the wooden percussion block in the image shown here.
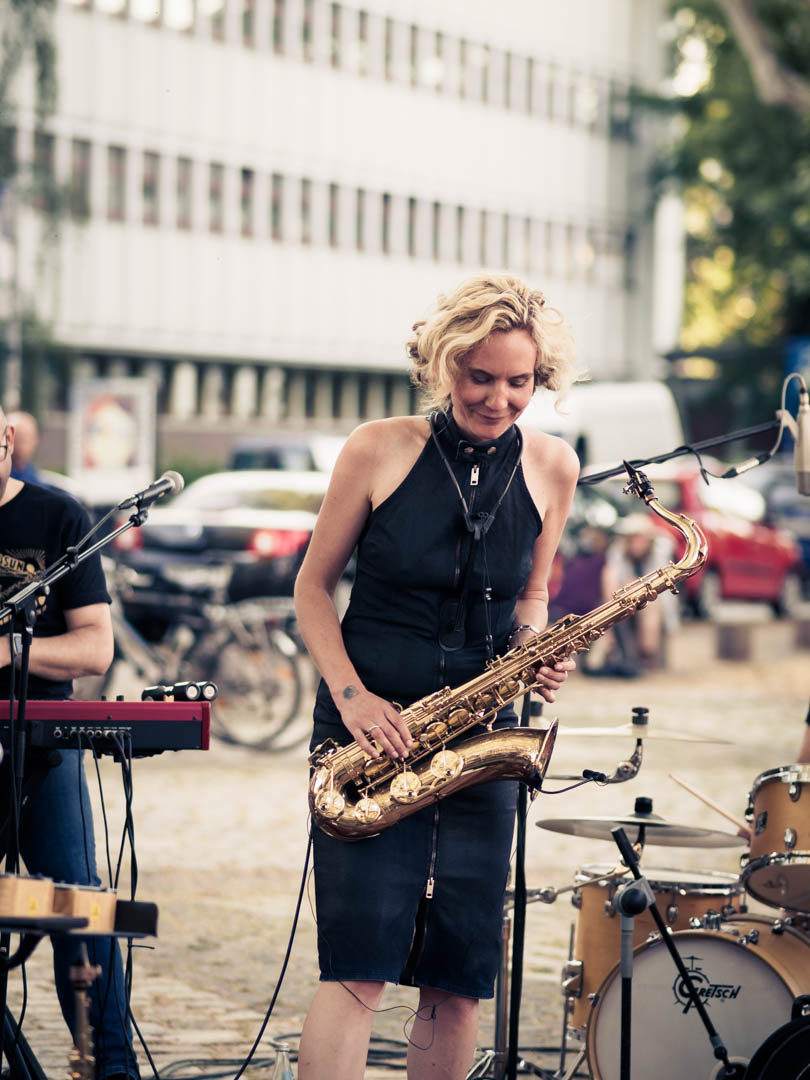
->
[0,874,55,919]
[53,884,117,934]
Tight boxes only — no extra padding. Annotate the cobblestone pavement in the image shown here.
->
[6,617,810,1079]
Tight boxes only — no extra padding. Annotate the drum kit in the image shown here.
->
[526,760,810,1080]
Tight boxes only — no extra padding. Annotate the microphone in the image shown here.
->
[118,471,184,510]
[795,387,810,496]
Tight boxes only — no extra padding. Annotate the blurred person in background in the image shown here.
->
[8,410,42,485]
[0,408,140,1080]
[294,272,580,1080]
[603,512,678,671]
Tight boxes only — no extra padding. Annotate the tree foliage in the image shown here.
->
[664,1,810,347]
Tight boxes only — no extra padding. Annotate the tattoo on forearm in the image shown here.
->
[342,685,359,700]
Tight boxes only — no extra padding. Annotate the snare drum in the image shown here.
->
[563,864,745,1038]
[586,915,810,1080]
[741,764,810,911]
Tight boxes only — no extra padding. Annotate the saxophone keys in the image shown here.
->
[314,789,346,819]
[430,749,463,781]
[425,720,450,739]
[390,771,421,803]
[355,796,382,825]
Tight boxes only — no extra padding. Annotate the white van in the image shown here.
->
[519,380,685,471]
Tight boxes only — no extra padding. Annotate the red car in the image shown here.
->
[602,461,804,618]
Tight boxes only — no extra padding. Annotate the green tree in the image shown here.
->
[660,1,810,439]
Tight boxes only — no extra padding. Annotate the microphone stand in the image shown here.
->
[579,419,782,486]
[0,497,154,1079]
[609,825,746,1080]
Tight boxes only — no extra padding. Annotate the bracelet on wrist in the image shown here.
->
[508,623,540,642]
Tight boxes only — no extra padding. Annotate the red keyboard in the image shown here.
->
[0,700,210,756]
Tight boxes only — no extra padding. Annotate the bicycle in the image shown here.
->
[77,560,309,751]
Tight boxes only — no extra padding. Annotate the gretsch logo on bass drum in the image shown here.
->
[672,955,742,1013]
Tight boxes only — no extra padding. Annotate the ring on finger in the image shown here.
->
[366,724,381,736]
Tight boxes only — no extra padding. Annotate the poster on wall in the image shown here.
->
[68,376,157,507]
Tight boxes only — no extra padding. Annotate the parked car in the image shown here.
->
[227,433,346,473]
[597,460,804,617]
[746,459,810,594]
[112,469,330,608]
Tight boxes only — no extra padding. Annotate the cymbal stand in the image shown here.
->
[609,825,746,1080]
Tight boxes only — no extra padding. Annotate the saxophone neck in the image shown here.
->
[622,461,708,578]
[643,495,707,578]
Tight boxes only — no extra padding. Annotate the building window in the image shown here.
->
[522,216,532,272]
[271,172,283,240]
[355,187,365,251]
[330,3,341,68]
[272,0,284,53]
[356,10,368,76]
[501,212,510,267]
[458,39,467,99]
[383,18,394,81]
[504,52,512,109]
[431,201,441,261]
[430,32,444,93]
[409,24,418,88]
[142,151,160,226]
[407,196,417,257]
[209,162,224,232]
[328,182,339,247]
[455,204,464,262]
[240,167,254,237]
[525,57,534,113]
[480,45,490,104]
[176,156,192,229]
[208,0,225,41]
[32,131,55,213]
[301,177,312,244]
[478,209,487,264]
[107,144,126,222]
[69,138,91,219]
[381,192,391,254]
[242,0,255,46]
[302,0,314,61]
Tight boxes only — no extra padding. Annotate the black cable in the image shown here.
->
[230,832,313,1080]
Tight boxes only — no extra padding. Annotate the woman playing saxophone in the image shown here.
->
[294,272,580,1080]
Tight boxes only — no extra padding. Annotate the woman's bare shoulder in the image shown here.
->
[343,416,430,507]
[520,426,580,479]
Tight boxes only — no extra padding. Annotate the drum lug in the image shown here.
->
[789,781,801,802]
[665,902,679,924]
[571,890,582,910]
[560,959,583,998]
[738,928,760,946]
[784,827,797,850]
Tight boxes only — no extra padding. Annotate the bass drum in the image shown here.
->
[586,916,810,1080]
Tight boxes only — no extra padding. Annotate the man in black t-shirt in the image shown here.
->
[0,409,139,1080]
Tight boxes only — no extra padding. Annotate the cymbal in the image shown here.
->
[535,812,746,848]
[557,723,731,744]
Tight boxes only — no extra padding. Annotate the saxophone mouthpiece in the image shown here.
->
[622,460,655,502]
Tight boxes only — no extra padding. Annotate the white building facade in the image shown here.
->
[5,0,675,464]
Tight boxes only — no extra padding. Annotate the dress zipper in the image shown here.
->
[425,805,440,898]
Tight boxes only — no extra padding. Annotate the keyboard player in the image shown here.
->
[0,406,140,1080]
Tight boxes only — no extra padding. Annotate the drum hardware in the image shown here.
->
[563,861,745,1040]
[740,764,810,911]
[606,824,747,1080]
[537,795,747,849]
[744,993,810,1079]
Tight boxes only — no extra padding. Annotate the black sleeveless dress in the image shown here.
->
[310,412,542,999]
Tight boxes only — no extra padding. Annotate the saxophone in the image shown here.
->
[309,465,708,840]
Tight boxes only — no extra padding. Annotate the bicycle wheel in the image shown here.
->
[186,622,304,750]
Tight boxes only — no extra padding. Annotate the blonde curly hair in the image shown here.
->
[408,272,578,411]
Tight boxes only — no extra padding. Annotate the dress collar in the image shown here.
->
[433,408,518,463]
